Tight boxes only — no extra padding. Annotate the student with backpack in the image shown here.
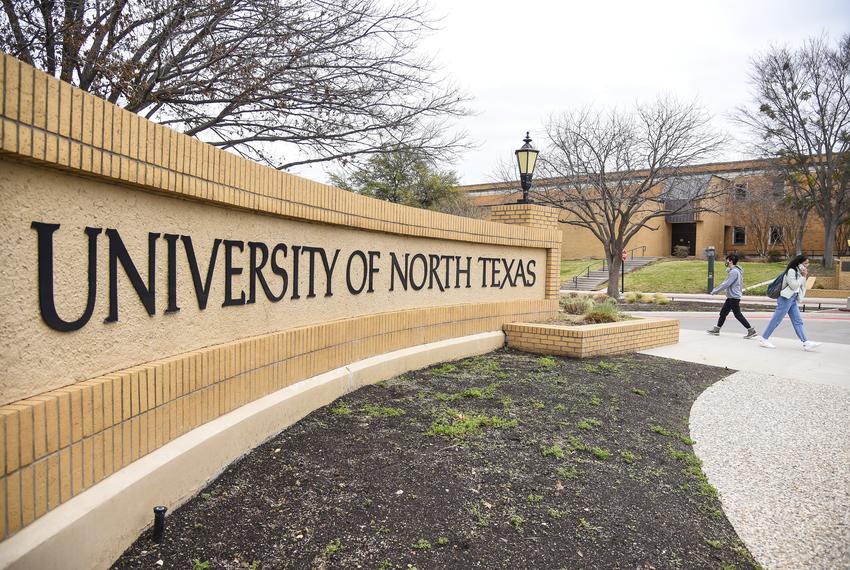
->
[706,254,757,339]
[758,254,822,351]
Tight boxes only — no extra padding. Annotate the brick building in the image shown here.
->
[461,158,844,260]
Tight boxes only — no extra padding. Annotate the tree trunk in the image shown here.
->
[606,254,621,298]
[795,208,809,256]
[823,218,837,269]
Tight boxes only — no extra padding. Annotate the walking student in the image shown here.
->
[758,254,821,351]
[707,254,757,339]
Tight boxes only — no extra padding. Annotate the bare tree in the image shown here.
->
[1,0,470,169]
[737,34,850,268]
[532,98,726,298]
[730,176,786,258]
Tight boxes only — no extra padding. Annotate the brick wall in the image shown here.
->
[0,54,562,540]
[504,318,679,358]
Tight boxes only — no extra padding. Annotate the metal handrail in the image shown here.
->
[569,245,647,288]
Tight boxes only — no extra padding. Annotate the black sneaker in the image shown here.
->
[743,328,757,339]
[706,326,720,336]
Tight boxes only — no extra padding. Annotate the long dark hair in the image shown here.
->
[786,254,808,274]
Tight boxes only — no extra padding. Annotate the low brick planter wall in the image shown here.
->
[504,317,679,358]
[806,289,849,299]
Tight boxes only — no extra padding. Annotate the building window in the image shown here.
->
[771,179,786,197]
[733,226,746,245]
[770,226,784,245]
[733,183,748,200]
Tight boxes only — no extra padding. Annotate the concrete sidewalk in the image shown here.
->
[641,327,850,569]
[640,328,849,389]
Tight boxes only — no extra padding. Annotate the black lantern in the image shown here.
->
[515,132,539,204]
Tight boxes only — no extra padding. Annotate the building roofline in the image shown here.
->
[458,157,780,193]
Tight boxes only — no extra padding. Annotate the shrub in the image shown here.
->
[767,250,784,263]
[560,296,593,314]
[654,293,670,305]
[593,293,611,304]
[673,245,689,257]
[622,291,638,304]
[584,303,620,323]
[634,291,650,303]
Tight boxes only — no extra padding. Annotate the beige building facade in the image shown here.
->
[462,160,838,260]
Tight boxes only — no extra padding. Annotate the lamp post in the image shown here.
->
[515,132,539,204]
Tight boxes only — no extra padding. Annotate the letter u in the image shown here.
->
[31,222,102,332]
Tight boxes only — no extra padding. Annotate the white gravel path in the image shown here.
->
[690,371,850,570]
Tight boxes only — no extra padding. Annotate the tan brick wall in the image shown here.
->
[0,299,555,539]
[504,318,679,358]
[0,54,562,539]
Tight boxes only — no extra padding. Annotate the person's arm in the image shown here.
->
[784,269,806,292]
[711,272,735,294]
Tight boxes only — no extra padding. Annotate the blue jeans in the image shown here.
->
[762,295,807,342]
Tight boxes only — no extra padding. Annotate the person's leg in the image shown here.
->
[717,299,732,327]
[761,296,792,340]
[786,299,808,342]
[730,299,752,329]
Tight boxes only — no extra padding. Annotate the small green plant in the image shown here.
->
[469,502,490,527]
[650,424,674,437]
[630,387,646,396]
[557,466,578,480]
[378,561,393,570]
[501,396,514,409]
[582,363,598,373]
[324,538,342,556]
[547,507,563,519]
[363,498,373,508]
[436,536,449,546]
[541,444,565,459]
[589,395,602,406]
[577,418,602,430]
[460,388,483,398]
[363,404,405,418]
[330,402,351,415]
[554,403,565,412]
[536,356,557,368]
[584,303,621,323]
[532,401,545,410]
[560,296,593,315]
[249,562,260,570]
[431,363,457,374]
[192,561,210,570]
[510,514,525,531]
[679,434,695,445]
[596,361,622,374]
[591,447,611,460]
[426,409,517,440]
[707,539,724,549]
[621,450,637,464]
[527,494,543,503]
[567,435,589,452]
[412,538,432,550]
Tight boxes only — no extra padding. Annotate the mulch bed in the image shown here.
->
[112,349,758,570]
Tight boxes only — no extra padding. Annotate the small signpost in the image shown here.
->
[621,250,627,294]
[705,246,716,293]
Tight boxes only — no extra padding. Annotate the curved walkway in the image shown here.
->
[689,372,850,569]
[641,324,850,569]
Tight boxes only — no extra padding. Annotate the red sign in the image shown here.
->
[621,252,628,261]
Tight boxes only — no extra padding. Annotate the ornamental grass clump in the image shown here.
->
[654,293,670,305]
[560,296,593,315]
[584,300,621,323]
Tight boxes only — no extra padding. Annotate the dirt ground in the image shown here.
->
[113,349,759,570]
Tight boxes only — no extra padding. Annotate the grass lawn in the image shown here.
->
[560,259,602,281]
[624,259,787,294]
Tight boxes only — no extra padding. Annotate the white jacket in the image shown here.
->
[780,268,807,301]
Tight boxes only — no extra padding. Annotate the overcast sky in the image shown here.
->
[298,0,849,186]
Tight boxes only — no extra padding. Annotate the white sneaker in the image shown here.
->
[758,337,776,349]
[802,341,822,351]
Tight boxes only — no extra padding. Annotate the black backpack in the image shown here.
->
[766,271,786,299]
